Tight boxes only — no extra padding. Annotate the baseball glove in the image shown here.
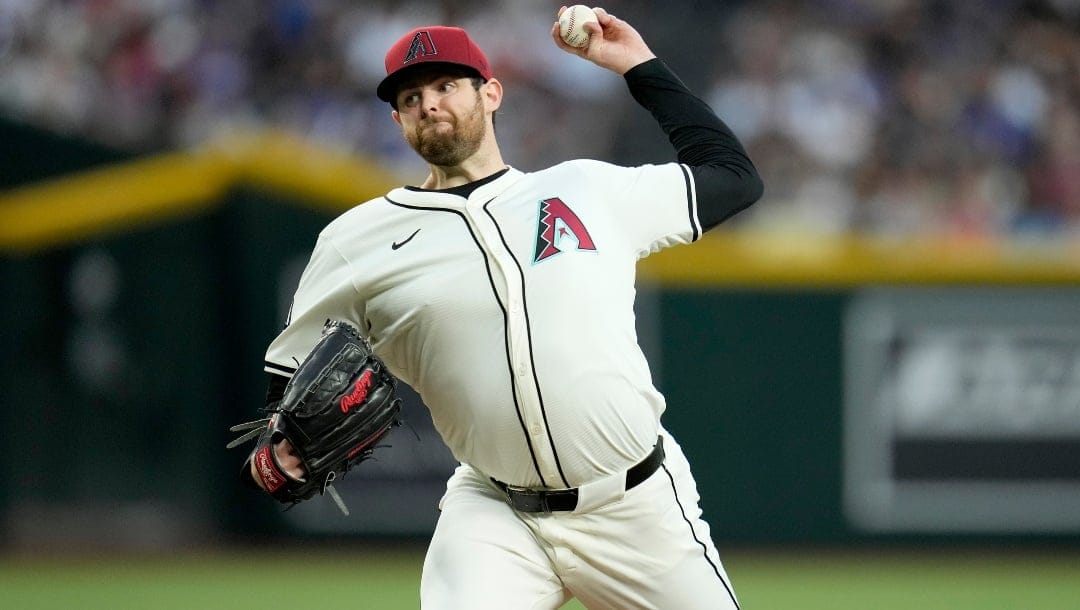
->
[227,320,402,514]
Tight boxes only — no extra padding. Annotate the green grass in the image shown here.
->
[729,548,1080,610]
[0,548,421,610]
[1,546,1078,609]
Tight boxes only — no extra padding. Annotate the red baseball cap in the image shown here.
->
[376,26,493,103]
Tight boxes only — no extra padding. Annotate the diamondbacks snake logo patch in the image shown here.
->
[533,197,596,263]
[403,31,437,64]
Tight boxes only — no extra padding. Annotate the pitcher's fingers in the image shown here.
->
[274,439,307,480]
[592,6,613,24]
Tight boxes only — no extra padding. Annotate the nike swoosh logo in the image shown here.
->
[391,228,421,250]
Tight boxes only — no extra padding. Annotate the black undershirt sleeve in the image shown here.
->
[624,58,763,231]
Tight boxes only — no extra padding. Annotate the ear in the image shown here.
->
[483,78,503,113]
[391,109,402,127]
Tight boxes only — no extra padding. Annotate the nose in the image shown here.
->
[419,89,440,116]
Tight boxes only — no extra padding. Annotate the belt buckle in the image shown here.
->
[504,484,548,513]
[503,484,524,506]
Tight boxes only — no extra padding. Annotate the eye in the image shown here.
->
[401,92,421,107]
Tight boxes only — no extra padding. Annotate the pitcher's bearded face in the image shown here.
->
[406,91,486,167]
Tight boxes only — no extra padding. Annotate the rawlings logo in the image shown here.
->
[340,370,374,413]
[255,446,286,492]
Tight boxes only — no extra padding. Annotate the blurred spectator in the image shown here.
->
[1,0,1078,237]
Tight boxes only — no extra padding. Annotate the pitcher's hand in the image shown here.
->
[551,6,656,75]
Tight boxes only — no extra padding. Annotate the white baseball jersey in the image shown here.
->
[265,159,700,489]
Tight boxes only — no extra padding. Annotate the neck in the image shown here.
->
[420,137,505,190]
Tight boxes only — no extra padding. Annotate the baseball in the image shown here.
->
[559,5,598,48]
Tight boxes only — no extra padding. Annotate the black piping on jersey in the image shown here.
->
[483,200,572,489]
[265,361,296,377]
[679,164,700,242]
[385,195,550,487]
[661,462,740,609]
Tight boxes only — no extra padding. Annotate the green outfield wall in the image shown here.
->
[3,120,1078,548]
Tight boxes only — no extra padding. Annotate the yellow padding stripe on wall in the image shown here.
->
[0,129,400,252]
[638,230,1080,287]
[4,129,1080,286]
[221,131,400,212]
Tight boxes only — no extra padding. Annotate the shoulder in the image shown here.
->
[537,159,621,177]
[534,159,682,180]
[523,160,686,200]
[514,160,621,196]
[322,195,390,228]
[319,195,403,242]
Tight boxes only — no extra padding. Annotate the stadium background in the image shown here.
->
[2,0,1079,608]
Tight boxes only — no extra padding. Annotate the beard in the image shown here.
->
[406,93,486,167]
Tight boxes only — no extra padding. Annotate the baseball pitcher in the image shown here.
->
[237,6,762,609]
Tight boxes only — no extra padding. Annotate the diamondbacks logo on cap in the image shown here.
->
[533,197,597,263]
[403,31,437,64]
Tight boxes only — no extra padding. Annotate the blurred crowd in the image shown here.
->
[0,0,625,178]
[707,0,1080,238]
[1,0,1078,238]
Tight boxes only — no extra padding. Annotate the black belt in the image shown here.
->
[492,436,665,513]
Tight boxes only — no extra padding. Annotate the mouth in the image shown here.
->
[418,121,455,141]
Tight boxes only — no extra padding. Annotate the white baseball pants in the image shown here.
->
[420,430,740,609]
